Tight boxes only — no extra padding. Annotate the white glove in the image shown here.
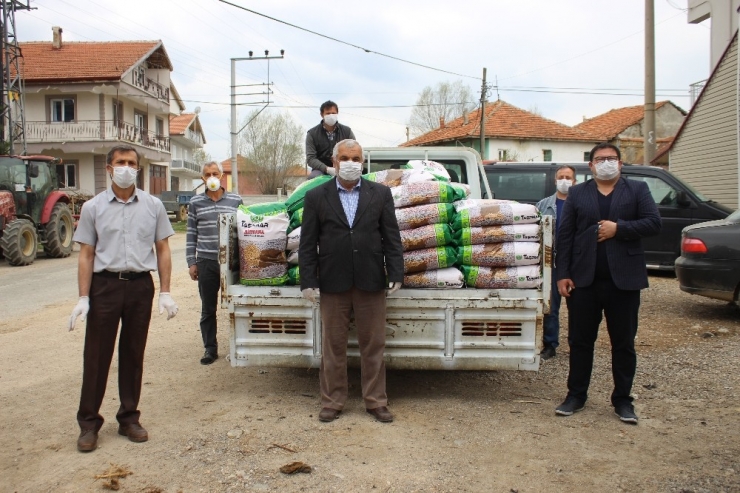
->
[158,292,179,320]
[326,167,337,176]
[302,288,320,303]
[387,282,401,296]
[68,296,90,331]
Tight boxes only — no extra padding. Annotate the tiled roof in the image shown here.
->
[169,113,196,135]
[220,155,250,173]
[575,101,679,141]
[402,100,595,147]
[17,41,171,83]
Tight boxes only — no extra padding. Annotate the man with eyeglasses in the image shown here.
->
[554,143,661,424]
[68,145,179,452]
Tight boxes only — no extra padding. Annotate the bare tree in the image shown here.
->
[407,80,476,137]
[192,148,212,168]
[238,110,304,194]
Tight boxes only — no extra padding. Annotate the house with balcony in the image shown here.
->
[18,27,176,195]
[169,85,206,192]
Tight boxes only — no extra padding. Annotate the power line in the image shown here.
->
[218,0,480,80]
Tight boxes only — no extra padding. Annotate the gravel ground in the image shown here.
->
[1,242,738,492]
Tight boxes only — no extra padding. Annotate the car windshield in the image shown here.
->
[726,209,740,222]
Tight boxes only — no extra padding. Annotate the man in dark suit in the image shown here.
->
[555,143,661,424]
[299,139,404,423]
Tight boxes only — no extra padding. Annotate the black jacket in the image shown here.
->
[299,178,403,293]
[305,121,355,173]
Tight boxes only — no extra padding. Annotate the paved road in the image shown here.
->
[0,233,187,323]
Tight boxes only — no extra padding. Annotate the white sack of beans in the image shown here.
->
[287,249,299,265]
[403,160,451,182]
[458,242,540,267]
[364,168,436,187]
[400,223,455,252]
[449,182,471,198]
[455,224,540,246]
[403,246,457,274]
[403,267,464,289]
[460,265,542,289]
[237,203,289,285]
[391,182,466,208]
[286,227,301,252]
[395,203,456,231]
[452,199,539,228]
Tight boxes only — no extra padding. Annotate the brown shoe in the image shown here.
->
[366,406,393,423]
[118,423,148,443]
[77,429,98,452]
[318,408,340,422]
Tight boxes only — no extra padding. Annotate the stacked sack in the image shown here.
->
[452,199,543,289]
[366,160,468,289]
[236,202,290,285]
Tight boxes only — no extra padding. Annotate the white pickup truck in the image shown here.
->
[219,147,552,371]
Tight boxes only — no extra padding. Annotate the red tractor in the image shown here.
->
[0,155,74,266]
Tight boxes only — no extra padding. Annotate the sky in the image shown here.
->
[18,0,712,163]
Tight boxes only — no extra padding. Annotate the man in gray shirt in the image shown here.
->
[69,145,179,453]
[186,161,243,365]
[305,100,355,179]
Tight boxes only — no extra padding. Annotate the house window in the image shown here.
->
[498,149,510,161]
[543,149,552,162]
[55,161,78,189]
[113,100,123,125]
[50,98,75,122]
[155,117,164,138]
[583,151,590,161]
[134,111,148,144]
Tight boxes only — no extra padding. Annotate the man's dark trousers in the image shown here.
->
[565,277,640,407]
[543,265,561,349]
[197,258,220,354]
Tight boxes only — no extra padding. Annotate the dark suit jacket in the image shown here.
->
[557,177,661,291]
[299,178,404,293]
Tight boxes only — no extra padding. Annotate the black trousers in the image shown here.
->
[77,273,154,431]
[565,277,640,407]
[197,258,220,353]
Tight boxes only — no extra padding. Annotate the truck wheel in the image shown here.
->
[44,203,74,258]
[175,204,187,222]
[0,219,37,266]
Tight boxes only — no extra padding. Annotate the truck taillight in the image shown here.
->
[681,237,707,254]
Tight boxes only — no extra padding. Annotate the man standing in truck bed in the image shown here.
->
[299,138,403,423]
[305,100,355,179]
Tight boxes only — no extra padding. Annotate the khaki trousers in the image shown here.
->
[319,287,387,410]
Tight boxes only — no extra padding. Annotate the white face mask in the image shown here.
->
[111,166,138,189]
[323,114,338,126]
[594,159,620,180]
[206,176,221,192]
[338,161,362,181]
[556,179,573,195]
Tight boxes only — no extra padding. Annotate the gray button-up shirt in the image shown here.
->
[73,187,174,273]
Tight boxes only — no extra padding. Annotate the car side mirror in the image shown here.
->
[676,190,691,207]
[28,163,39,178]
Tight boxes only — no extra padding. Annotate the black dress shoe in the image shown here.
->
[540,346,556,360]
[200,350,218,365]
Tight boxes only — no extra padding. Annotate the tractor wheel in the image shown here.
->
[0,219,38,266]
[44,203,74,258]
[175,204,187,222]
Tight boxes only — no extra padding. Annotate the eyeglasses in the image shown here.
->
[593,156,619,163]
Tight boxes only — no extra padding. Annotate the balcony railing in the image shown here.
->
[171,159,201,174]
[26,120,170,152]
[131,68,170,102]
[185,128,204,146]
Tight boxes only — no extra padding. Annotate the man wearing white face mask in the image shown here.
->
[299,139,404,423]
[536,165,577,360]
[69,145,178,452]
[306,100,355,179]
[554,143,661,425]
[186,161,243,364]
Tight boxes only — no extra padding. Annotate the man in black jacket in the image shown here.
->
[299,139,403,423]
[305,100,355,179]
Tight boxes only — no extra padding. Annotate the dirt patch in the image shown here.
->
[0,241,738,492]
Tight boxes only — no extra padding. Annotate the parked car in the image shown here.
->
[483,162,733,270]
[675,209,740,304]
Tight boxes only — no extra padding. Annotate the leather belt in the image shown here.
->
[96,270,150,281]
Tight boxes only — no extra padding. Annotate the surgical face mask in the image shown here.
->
[556,179,573,195]
[594,159,620,180]
[323,113,338,126]
[110,166,138,189]
[338,161,362,181]
[206,176,221,192]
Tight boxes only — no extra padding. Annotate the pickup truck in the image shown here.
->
[156,190,196,221]
[218,147,552,371]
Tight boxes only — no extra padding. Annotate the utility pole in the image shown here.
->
[479,67,487,160]
[0,0,31,155]
[230,50,284,194]
[644,0,656,165]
